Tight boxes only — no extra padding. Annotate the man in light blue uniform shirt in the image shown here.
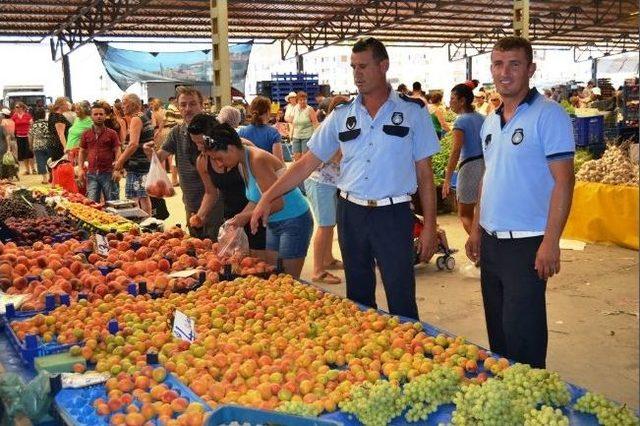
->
[250,38,440,320]
[466,37,575,368]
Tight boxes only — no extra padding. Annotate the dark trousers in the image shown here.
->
[336,197,419,320]
[480,230,548,368]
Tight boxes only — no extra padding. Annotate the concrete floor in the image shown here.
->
[23,173,638,410]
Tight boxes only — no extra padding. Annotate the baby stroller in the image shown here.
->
[410,193,457,271]
[412,216,457,271]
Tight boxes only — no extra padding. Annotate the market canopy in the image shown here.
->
[1,0,638,61]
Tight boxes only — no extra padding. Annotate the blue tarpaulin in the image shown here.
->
[95,42,252,94]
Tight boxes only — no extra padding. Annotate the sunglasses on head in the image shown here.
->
[202,135,227,151]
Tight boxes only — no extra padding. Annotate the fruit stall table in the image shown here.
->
[0,227,636,425]
[0,295,631,426]
[563,181,639,250]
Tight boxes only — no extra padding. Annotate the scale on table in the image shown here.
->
[105,199,149,222]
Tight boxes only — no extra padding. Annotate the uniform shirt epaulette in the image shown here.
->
[399,94,425,108]
[333,98,355,109]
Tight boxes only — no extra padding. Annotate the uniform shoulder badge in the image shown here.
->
[399,94,425,108]
[333,98,354,110]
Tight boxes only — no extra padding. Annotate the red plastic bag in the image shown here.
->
[145,152,175,198]
[51,162,78,193]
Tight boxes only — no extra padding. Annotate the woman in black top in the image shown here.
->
[114,93,153,214]
[189,113,266,256]
[47,97,72,162]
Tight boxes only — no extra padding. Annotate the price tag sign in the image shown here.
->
[172,310,196,342]
[94,234,109,256]
[168,268,201,278]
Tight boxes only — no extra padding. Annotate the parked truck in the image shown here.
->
[2,85,52,111]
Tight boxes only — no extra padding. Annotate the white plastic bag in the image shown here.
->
[145,152,175,198]
[217,223,250,258]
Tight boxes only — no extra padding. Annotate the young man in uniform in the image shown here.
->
[250,37,440,320]
[465,37,575,368]
[144,86,224,240]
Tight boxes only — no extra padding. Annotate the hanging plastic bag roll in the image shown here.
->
[145,151,175,198]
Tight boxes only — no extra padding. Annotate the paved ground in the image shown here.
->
[22,172,638,410]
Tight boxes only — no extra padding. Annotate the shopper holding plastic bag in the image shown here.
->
[188,114,267,260]
[145,151,175,198]
[188,116,311,278]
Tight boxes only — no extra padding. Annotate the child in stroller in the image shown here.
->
[411,194,457,271]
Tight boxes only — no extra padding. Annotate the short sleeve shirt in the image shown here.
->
[162,124,204,214]
[11,113,32,137]
[479,88,575,233]
[28,119,49,151]
[80,127,120,173]
[237,125,281,154]
[307,89,440,200]
[453,112,485,164]
[66,116,93,150]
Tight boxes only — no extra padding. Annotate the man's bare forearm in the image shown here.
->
[544,174,574,243]
[261,152,321,203]
[416,159,437,229]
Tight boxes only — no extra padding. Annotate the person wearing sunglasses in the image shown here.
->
[188,113,267,260]
[487,93,502,115]
[190,117,312,279]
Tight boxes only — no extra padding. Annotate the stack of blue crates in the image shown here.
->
[572,115,605,157]
[271,73,320,108]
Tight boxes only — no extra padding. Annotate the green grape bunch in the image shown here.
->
[339,380,406,426]
[402,365,462,422]
[275,401,321,417]
[574,392,640,426]
[524,405,569,426]
[451,363,572,425]
[498,363,571,408]
[451,379,529,425]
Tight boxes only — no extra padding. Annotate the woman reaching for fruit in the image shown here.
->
[188,114,267,260]
[188,115,312,279]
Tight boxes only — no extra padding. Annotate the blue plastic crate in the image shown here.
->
[207,405,342,426]
[4,314,78,368]
[55,373,212,426]
[573,116,604,147]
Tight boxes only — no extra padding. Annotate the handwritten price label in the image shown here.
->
[172,310,196,342]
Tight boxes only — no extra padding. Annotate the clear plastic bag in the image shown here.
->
[145,152,175,198]
[217,222,250,258]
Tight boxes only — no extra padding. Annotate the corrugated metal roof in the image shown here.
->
[1,0,637,56]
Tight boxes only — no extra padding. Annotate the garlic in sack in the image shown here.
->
[576,143,639,186]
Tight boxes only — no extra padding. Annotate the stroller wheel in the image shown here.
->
[445,256,456,271]
[436,256,446,270]
[413,238,421,265]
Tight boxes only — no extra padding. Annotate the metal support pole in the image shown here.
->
[513,0,530,38]
[296,54,304,73]
[466,57,473,81]
[210,0,231,108]
[591,58,598,84]
[62,54,72,101]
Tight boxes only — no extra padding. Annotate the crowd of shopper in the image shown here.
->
[0,35,579,370]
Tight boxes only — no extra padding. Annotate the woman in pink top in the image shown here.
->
[11,102,35,175]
